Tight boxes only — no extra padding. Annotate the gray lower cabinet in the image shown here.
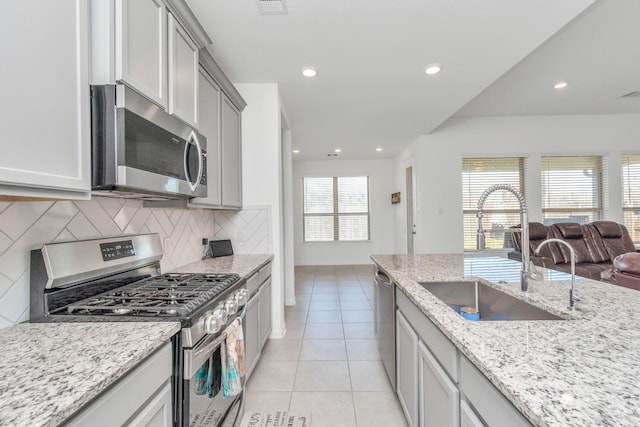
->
[245,289,261,377]
[66,342,172,426]
[460,400,484,427]
[418,341,459,427]
[396,288,532,427]
[259,277,272,347]
[245,262,273,380]
[396,311,419,427]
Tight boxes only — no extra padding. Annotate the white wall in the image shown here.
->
[235,83,287,337]
[396,114,640,255]
[293,159,396,265]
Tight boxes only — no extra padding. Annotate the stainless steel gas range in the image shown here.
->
[30,233,247,427]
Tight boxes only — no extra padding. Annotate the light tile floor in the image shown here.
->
[240,265,408,427]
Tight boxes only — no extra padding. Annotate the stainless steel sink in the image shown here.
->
[418,281,564,321]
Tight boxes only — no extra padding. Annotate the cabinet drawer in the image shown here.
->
[259,262,272,284]
[459,356,532,427]
[246,273,259,296]
[396,289,459,382]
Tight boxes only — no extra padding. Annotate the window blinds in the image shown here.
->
[540,156,603,225]
[622,155,640,243]
[303,176,370,242]
[462,158,524,250]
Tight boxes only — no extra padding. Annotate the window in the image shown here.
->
[540,156,603,225]
[622,155,640,244]
[462,158,525,250]
[303,176,370,242]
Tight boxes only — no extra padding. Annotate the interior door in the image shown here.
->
[406,166,415,254]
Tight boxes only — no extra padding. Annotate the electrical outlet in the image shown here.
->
[238,231,247,243]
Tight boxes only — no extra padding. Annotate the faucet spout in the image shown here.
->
[476,184,531,291]
[535,238,579,310]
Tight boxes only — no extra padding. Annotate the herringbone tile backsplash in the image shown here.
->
[0,198,271,328]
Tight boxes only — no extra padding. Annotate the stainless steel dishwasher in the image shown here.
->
[374,268,396,390]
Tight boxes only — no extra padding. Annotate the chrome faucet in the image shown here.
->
[535,238,580,309]
[476,184,533,292]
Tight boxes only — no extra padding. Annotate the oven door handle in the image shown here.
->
[185,309,246,378]
[186,330,227,378]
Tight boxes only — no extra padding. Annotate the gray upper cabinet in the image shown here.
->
[221,94,243,208]
[0,0,91,200]
[114,0,168,108]
[187,68,222,207]
[168,13,199,128]
[92,0,198,127]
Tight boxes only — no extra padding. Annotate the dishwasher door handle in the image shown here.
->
[375,270,392,288]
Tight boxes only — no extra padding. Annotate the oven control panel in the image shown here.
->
[99,240,136,261]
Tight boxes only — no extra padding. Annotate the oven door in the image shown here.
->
[183,312,246,427]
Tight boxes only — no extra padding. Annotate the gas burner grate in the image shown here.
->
[66,273,240,317]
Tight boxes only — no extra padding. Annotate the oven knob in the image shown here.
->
[224,298,238,315]
[235,289,248,305]
[214,306,228,324]
[203,314,220,334]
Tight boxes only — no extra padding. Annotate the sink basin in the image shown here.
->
[418,281,564,321]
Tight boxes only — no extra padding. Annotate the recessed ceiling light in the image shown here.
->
[376,148,383,152]
[293,149,300,153]
[334,148,342,153]
[554,81,568,89]
[302,68,317,77]
[425,64,442,75]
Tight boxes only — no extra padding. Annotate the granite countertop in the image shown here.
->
[0,322,180,427]
[371,254,640,427]
[171,254,274,278]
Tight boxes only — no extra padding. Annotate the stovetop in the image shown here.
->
[64,273,241,317]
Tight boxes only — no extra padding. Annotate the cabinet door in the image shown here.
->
[245,292,260,378]
[189,68,221,207]
[259,278,272,347]
[460,400,485,427]
[126,381,172,427]
[0,0,90,199]
[418,341,459,427]
[116,0,167,108]
[221,95,242,208]
[396,311,419,427]
[168,14,199,127]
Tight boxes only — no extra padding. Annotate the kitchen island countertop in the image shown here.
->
[0,321,180,427]
[371,254,640,427]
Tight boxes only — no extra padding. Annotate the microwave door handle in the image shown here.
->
[184,130,203,192]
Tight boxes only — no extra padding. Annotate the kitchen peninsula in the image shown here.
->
[371,254,640,427]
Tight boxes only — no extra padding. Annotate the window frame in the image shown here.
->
[540,155,603,225]
[302,176,371,242]
[462,157,525,251]
[621,154,640,244]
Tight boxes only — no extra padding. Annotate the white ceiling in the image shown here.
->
[187,0,600,160]
[456,0,640,118]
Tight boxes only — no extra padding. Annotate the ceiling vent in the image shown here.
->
[621,91,640,98]
[256,0,288,15]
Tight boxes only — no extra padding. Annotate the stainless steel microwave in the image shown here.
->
[90,85,207,200]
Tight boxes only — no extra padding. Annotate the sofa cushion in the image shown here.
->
[554,223,583,239]
[591,221,636,261]
[529,222,548,240]
[550,224,593,264]
[583,224,611,263]
[613,252,640,275]
[593,221,623,238]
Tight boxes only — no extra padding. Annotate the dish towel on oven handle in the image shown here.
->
[221,317,246,398]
